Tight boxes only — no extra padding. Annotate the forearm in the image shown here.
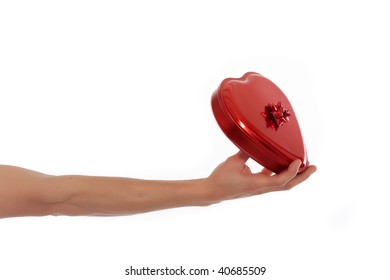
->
[0,165,212,218]
[44,175,211,216]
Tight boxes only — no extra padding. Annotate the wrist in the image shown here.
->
[187,178,220,207]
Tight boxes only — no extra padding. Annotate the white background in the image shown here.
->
[1,1,389,279]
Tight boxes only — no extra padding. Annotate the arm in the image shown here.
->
[0,152,316,218]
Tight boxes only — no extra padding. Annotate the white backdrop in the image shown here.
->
[1,1,389,279]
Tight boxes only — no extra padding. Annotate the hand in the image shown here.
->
[202,151,317,203]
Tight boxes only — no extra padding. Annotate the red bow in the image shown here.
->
[261,101,291,131]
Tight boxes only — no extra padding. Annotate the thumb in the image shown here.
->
[229,150,250,165]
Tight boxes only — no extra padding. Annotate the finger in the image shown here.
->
[253,164,316,195]
[260,167,273,176]
[242,165,252,175]
[284,165,317,189]
[268,159,301,187]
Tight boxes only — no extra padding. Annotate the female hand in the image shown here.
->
[202,151,317,203]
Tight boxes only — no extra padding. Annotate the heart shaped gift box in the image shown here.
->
[211,72,308,174]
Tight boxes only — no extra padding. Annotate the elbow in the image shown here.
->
[39,175,85,216]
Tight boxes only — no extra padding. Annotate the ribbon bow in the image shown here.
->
[261,101,291,131]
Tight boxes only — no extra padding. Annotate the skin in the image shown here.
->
[0,151,316,218]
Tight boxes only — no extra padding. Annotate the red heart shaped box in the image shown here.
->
[211,72,308,174]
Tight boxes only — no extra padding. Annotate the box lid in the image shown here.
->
[211,72,308,173]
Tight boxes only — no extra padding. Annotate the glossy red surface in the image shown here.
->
[212,72,308,174]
